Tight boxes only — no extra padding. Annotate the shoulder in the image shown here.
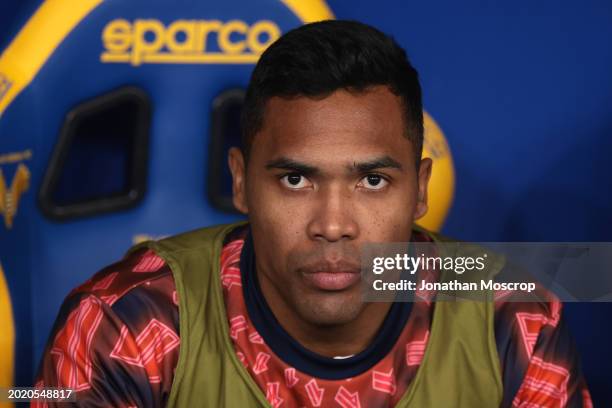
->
[68,247,177,309]
[63,221,248,316]
[46,248,180,358]
[411,225,565,351]
[149,221,248,254]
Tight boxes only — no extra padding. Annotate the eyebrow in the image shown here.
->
[350,156,403,173]
[265,157,319,176]
[265,155,403,175]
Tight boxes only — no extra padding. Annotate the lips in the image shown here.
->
[300,261,361,291]
[303,271,361,291]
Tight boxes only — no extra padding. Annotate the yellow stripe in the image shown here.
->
[0,0,103,116]
[279,0,335,23]
[101,52,261,65]
[0,262,14,408]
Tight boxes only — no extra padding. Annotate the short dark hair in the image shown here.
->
[241,20,424,163]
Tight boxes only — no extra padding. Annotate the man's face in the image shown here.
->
[229,85,431,329]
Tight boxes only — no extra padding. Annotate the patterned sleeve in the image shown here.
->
[495,296,593,408]
[32,249,180,408]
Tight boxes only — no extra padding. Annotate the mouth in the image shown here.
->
[300,261,361,291]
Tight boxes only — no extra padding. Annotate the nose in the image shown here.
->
[306,184,359,242]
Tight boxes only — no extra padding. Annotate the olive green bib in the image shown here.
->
[132,222,503,407]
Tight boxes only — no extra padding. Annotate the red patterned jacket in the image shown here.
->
[34,228,592,407]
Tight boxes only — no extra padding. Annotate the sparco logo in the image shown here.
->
[100,19,281,66]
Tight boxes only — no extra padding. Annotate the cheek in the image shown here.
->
[356,189,417,241]
[249,181,299,222]
[246,180,307,252]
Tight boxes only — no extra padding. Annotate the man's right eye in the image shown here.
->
[280,173,312,190]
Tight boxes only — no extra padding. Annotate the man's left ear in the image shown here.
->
[414,158,432,220]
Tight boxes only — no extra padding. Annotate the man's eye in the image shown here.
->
[280,173,311,189]
[359,174,388,190]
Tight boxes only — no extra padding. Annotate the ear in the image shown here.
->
[413,158,432,221]
[228,147,249,214]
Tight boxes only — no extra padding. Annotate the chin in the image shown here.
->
[297,294,365,327]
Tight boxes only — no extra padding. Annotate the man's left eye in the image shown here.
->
[359,174,388,190]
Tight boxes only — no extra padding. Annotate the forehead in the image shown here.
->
[253,86,414,161]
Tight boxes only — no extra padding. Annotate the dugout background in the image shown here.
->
[1,0,611,406]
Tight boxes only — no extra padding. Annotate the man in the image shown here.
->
[36,20,591,407]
